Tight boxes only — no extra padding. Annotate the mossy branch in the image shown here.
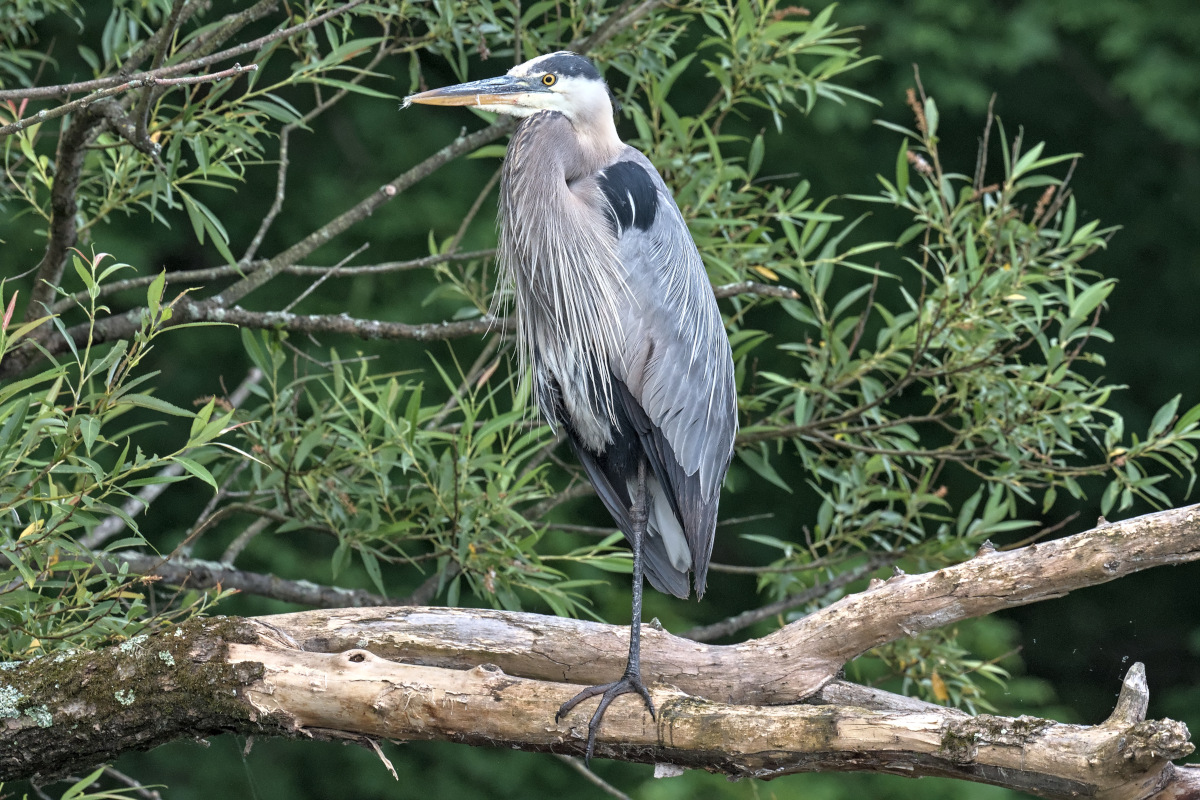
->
[4,505,1197,797]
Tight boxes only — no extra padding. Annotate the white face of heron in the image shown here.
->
[406,52,615,121]
[404,51,624,160]
[498,53,616,122]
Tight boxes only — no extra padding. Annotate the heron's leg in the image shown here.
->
[556,459,655,762]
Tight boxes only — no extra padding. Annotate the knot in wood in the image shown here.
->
[1117,719,1195,768]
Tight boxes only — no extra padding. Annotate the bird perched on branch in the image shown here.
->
[405,51,737,761]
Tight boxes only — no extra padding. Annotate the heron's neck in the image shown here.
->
[570,113,624,176]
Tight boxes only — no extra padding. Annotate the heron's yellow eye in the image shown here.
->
[542,74,557,86]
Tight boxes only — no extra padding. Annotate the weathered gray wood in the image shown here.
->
[4,504,1198,799]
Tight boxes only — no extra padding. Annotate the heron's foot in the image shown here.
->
[556,670,656,763]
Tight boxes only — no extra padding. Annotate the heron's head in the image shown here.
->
[404,52,616,123]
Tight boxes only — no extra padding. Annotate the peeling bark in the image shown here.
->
[260,504,1200,704]
[1,505,1197,798]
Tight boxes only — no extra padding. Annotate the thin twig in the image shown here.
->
[448,167,502,255]
[973,93,997,191]
[0,0,367,103]
[242,27,401,263]
[243,118,293,264]
[522,482,597,522]
[0,64,258,138]
[49,251,497,315]
[281,243,368,314]
[102,766,163,800]
[682,554,898,642]
[112,551,395,607]
[1000,511,1081,551]
[709,549,875,576]
[554,754,633,800]
[220,517,273,565]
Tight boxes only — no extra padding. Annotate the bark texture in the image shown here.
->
[0,618,283,782]
[1,505,1197,799]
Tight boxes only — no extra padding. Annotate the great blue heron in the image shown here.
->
[405,51,737,760]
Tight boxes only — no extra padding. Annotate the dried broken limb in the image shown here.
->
[226,644,1191,799]
[1,615,1194,799]
[2,505,1197,797]
[261,503,1200,704]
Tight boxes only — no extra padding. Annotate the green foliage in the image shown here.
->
[0,253,229,660]
[232,329,627,615]
[1,0,1199,796]
[0,765,160,800]
[841,0,1200,146]
[868,628,1011,714]
[721,104,1200,609]
[2,0,1197,699]
[0,0,81,86]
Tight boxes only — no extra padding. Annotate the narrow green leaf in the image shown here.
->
[737,449,792,493]
[1069,278,1115,320]
[119,393,194,417]
[174,456,218,491]
[923,96,939,138]
[1148,394,1181,438]
[894,139,909,197]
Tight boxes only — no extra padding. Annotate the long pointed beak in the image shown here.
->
[403,75,543,109]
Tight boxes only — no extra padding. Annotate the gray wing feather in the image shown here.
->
[606,150,738,595]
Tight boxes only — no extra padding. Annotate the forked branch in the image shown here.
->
[4,504,1196,797]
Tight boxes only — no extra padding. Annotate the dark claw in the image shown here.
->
[557,671,656,762]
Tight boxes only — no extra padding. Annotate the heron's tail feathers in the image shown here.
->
[639,476,691,599]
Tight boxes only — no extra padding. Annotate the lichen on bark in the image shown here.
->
[0,616,282,782]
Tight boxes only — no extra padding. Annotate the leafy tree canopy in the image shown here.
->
[1,1,1198,798]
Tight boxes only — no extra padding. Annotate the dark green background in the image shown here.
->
[6,1,1199,797]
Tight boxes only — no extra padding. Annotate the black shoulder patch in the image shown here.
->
[597,161,659,234]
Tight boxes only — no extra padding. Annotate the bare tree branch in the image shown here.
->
[0,63,258,138]
[263,503,1200,705]
[23,101,118,321]
[3,610,1194,799]
[713,280,801,301]
[111,551,395,608]
[48,251,497,315]
[0,0,365,104]
[178,303,505,341]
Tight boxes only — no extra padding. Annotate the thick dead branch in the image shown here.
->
[262,503,1200,703]
[2,615,1194,800]
[2,506,1197,795]
[0,618,282,782]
